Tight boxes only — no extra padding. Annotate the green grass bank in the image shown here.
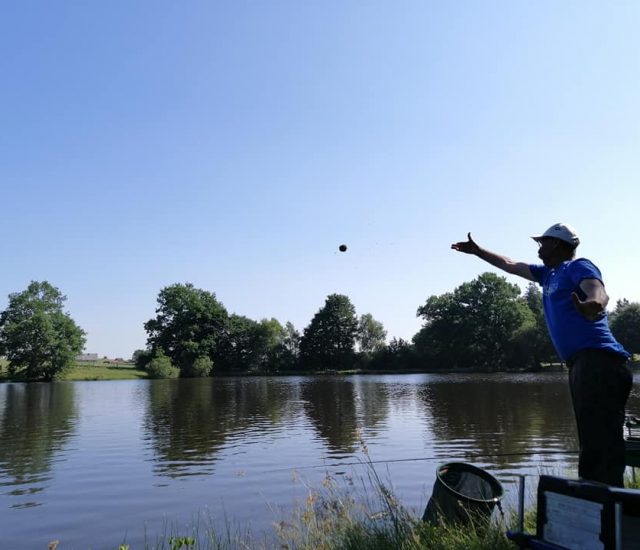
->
[0,359,149,382]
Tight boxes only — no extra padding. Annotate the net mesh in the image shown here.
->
[440,468,499,501]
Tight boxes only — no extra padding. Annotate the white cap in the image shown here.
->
[531,223,580,247]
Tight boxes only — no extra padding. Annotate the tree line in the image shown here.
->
[2,273,639,381]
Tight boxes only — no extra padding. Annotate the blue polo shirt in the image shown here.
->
[529,258,629,361]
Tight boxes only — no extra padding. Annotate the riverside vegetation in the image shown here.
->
[65,453,640,550]
[1,356,637,383]
[2,275,640,382]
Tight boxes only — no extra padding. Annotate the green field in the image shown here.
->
[64,361,149,381]
[0,359,149,382]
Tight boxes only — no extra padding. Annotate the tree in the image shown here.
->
[299,294,358,370]
[520,283,558,365]
[0,281,86,381]
[131,349,147,364]
[368,337,415,371]
[413,272,534,370]
[218,315,260,372]
[609,299,640,355]
[357,313,387,353]
[144,283,228,375]
[255,318,287,373]
[270,321,300,371]
[133,348,153,370]
[218,316,286,373]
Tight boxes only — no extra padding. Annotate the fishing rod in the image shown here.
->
[267,449,580,473]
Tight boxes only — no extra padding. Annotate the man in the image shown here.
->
[452,223,633,487]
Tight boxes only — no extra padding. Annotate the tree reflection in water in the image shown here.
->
[0,383,77,505]
[143,377,291,477]
[418,374,578,468]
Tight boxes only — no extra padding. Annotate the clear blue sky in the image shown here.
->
[2,1,639,359]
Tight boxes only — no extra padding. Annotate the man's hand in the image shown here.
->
[451,232,480,255]
[571,292,606,321]
[451,232,536,282]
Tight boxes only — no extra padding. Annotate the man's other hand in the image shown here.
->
[571,292,606,321]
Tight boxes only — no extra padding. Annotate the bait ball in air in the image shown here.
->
[339,244,347,252]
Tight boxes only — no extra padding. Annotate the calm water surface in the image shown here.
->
[1,373,639,548]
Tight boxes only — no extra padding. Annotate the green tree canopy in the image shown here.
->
[0,281,86,381]
[217,314,254,371]
[144,283,228,374]
[133,348,153,370]
[367,337,415,371]
[413,272,534,370]
[517,283,558,366]
[609,299,640,355]
[299,294,358,370]
[255,318,287,373]
[218,315,285,373]
[269,321,300,371]
[357,313,387,353]
[131,349,147,364]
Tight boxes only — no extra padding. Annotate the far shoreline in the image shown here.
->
[1,358,638,383]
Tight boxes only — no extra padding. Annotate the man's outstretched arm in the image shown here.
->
[451,232,536,282]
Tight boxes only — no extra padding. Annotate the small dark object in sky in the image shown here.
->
[339,244,347,252]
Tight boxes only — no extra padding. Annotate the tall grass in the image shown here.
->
[139,450,640,549]
[271,450,515,550]
[130,437,519,550]
[130,470,516,550]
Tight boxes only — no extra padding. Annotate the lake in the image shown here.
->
[1,373,639,548]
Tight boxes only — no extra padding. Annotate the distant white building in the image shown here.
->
[76,353,99,362]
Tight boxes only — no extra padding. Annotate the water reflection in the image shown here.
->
[143,376,396,471]
[418,374,578,468]
[0,383,77,505]
[143,377,291,477]
[0,373,637,549]
[351,377,390,433]
[301,377,360,454]
[141,373,599,471]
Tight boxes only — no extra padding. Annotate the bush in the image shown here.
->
[182,355,212,378]
[146,351,179,379]
[133,349,153,370]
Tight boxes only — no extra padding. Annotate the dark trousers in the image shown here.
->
[567,349,633,487]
